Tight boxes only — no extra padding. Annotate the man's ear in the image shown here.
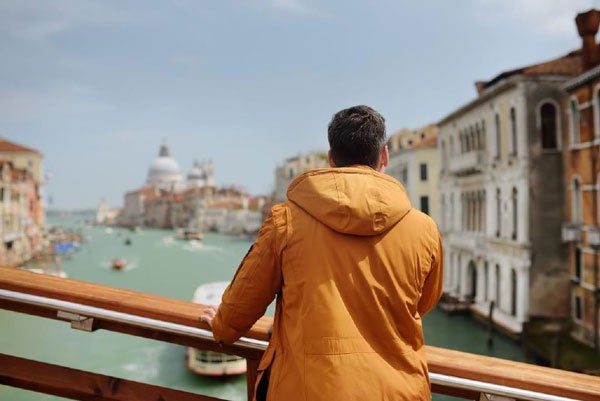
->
[327,151,336,167]
[378,145,389,172]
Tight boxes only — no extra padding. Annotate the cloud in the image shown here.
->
[473,0,596,36]
[271,0,311,14]
[269,0,330,18]
[0,0,128,42]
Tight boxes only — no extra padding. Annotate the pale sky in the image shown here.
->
[2,0,598,210]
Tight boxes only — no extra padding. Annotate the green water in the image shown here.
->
[0,216,524,401]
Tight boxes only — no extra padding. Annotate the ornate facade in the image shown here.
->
[438,51,580,334]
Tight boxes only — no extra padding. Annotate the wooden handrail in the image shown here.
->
[1,267,600,401]
[0,353,227,401]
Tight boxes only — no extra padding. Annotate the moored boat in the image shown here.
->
[187,281,246,376]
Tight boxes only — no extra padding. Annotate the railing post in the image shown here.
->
[245,359,259,401]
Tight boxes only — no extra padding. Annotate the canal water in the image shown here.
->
[0,216,525,401]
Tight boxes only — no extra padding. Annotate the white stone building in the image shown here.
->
[438,52,580,334]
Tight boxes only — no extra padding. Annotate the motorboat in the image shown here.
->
[176,227,204,241]
[112,258,127,270]
[186,281,246,376]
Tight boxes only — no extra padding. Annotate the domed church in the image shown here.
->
[146,141,184,191]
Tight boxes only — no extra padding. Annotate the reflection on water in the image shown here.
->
[0,216,525,401]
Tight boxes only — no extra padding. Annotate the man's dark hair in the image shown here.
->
[327,105,387,169]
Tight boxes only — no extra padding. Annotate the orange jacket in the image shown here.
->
[211,166,444,401]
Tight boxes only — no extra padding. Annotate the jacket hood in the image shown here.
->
[286,166,412,236]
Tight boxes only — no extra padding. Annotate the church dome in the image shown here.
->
[149,157,180,176]
[146,142,183,190]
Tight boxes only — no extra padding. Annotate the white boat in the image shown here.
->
[186,281,246,376]
[21,268,68,278]
[176,227,204,241]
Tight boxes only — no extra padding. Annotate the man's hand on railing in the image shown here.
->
[200,305,218,328]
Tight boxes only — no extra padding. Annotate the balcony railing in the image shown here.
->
[448,150,485,176]
[1,267,600,401]
[562,222,582,243]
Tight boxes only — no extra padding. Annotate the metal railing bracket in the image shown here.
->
[57,310,96,332]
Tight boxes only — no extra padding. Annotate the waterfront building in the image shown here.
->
[120,141,263,232]
[387,124,439,224]
[438,48,582,335]
[562,9,600,349]
[0,161,31,266]
[120,186,159,228]
[274,151,328,202]
[95,198,120,226]
[0,139,44,266]
[144,191,174,228]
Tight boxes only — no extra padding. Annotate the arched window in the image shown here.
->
[440,140,446,172]
[570,98,580,145]
[572,177,582,224]
[540,102,558,149]
[496,188,501,238]
[495,113,501,159]
[512,187,518,241]
[450,136,454,157]
[481,120,486,149]
[510,107,517,156]
[510,269,517,316]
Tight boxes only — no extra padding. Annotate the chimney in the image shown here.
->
[575,9,600,70]
[474,81,486,96]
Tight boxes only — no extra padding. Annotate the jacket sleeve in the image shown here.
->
[417,229,444,317]
[211,204,287,343]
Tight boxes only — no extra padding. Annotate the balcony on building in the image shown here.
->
[449,231,481,250]
[562,222,582,243]
[448,150,485,176]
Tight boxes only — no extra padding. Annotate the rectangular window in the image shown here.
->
[420,196,429,215]
[574,295,583,321]
[575,247,582,280]
[420,163,427,181]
